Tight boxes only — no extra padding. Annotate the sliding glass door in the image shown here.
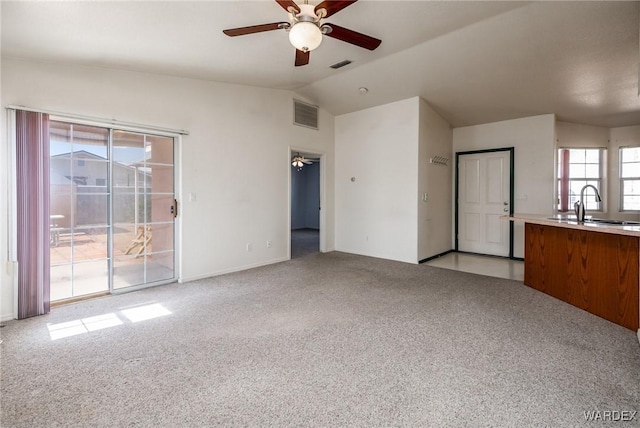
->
[49,121,176,301]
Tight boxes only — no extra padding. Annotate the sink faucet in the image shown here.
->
[574,184,602,222]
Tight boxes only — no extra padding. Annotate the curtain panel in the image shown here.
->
[15,110,51,319]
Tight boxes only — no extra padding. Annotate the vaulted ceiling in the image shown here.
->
[2,1,639,128]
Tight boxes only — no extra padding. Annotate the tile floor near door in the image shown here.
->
[425,252,524,281]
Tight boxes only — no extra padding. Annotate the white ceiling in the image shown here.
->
[2,0,639,128]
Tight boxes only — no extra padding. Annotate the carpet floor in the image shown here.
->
[1,252,639,427]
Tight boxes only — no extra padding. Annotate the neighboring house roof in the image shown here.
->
[50,150,106,161]
[50,150,150,177]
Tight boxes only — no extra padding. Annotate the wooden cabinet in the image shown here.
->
[525,223,639,330]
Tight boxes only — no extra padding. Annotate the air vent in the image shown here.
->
[293,99,319,130]
[330,60,352,69]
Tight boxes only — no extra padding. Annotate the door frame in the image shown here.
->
[288,146,326,259]
[455,147,515,258]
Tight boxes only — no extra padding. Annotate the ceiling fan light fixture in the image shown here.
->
[289,21,322,52]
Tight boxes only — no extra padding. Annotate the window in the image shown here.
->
[620,147,640,211]
[557,148,604,212]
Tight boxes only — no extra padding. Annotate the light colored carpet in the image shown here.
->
[1,252,639,427]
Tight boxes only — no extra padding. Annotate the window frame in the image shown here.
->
[557,147,605,213]
[619,146,640,212]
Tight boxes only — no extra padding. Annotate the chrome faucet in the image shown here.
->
[574,184,602,222]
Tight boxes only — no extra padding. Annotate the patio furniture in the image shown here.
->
[124,226,152,256]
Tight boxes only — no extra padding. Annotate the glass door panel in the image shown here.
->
[147,135,176,285]
[112,131,175,290]
[49,121,110,300]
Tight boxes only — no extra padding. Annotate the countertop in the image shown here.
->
[504,214,640,237]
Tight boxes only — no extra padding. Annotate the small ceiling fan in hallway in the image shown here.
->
[291,152,315,171]
[222,0,382,66]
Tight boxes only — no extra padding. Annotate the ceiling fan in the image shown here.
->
[222,0,382,67]
[291,153,314,170]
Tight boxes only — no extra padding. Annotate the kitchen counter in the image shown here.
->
[507,213,640,237]
[506,214,639,334]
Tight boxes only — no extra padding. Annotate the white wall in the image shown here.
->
[418,99,453,261]
[0,57,335,320]
[556,121,609,148]
[453,114,556,258]
[335,97,419,264]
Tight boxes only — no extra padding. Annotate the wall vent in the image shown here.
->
[293,99,319,130]
[330,60,352,69]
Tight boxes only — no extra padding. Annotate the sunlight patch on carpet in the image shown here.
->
[121,303,172,323]
[47,313,123,340]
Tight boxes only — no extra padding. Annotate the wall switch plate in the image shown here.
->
[266,240,272,248]
[188,192,197,202]
[246,243,251,252]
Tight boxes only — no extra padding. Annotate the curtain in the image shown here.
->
[16,110,51,319]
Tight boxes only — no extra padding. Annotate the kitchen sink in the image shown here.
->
[586,218,640,226]
[546,215,640,225]
[547,215,578,221]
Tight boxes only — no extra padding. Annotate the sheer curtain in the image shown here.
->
[15,110,51,319]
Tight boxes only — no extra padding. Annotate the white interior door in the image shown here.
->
[458,151,511,256]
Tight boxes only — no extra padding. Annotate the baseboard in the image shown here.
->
[419,250,453,264]
[1,313,15,323]
[179,256,289,283]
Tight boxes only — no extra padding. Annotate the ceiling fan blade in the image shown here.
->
[295,49,310,67]
[315,0,357,18]
[223,22,288,37]
[275,0,300,14]
[323,23,381,50]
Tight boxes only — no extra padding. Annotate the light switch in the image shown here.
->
[188,192,197,202]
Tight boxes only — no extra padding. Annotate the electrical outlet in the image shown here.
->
[266,240,272,248]
[246,243,252,252]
